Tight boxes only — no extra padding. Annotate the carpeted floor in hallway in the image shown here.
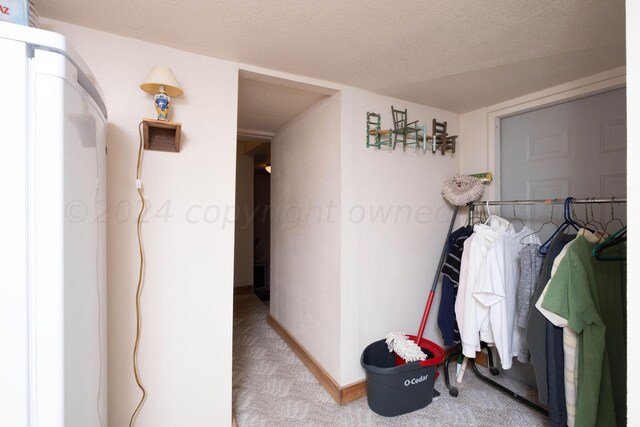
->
[232,294,547,426]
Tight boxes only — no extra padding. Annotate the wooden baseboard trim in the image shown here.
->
[267,314,366,405]
[234,285,253,296]
[442,345,489,368]
[341,379,367,404]
[475,350,488,367]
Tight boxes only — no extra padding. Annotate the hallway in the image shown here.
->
[232,295,547,426]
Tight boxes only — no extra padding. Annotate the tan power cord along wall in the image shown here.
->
[130,122,147,426]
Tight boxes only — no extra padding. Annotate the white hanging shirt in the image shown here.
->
[456,215,511,359]
[472,226,540,369]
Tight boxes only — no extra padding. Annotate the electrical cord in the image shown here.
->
[129,122,147,427]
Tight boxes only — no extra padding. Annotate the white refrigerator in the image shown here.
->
[0,23,108,426]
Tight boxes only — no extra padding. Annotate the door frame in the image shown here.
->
[486,67,626,201]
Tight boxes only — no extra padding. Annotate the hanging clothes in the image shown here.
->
[456,216,510,359]
[540,230,626,427]
[454,199,626,422]
[525,232,574,407]
[472,224,540,369]
[535,231,597,427]
[515,243,543,363]
[535,233,585,427]
[438,225,473,346]
[456,215,540,369]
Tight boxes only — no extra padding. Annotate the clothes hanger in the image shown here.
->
[469,202,483,226]
[605,232,627,248]
[539,198,580,255]
[589,198,607,233]
[570,199,586,228]
[483,200,505,226]
[592,225,626,261]
[571,197,604,235]
[471,203,483,225]
[482,200,492,224]
[582,197,606,233]
[519,202,559,245]
[508,201,526,231]
[582,199,592,228]
[604,197,625,234]
[466,202,480,228]
[466,206,473,228]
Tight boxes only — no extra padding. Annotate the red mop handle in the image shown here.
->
[415,291,436,344]
[415,205,459,344]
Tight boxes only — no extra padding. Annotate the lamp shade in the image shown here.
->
[140,65,183,97]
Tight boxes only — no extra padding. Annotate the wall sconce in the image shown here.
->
[140,66,183,152]
[140,65,183,121]
[265,163,271,174]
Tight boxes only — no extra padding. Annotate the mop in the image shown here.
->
[386,174,486,362]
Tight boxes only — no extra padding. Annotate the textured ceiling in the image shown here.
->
[36,0,625,113]
[237,75,328,135]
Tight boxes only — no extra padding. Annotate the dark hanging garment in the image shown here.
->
[525,233,575,407]
[546,319,567,426]
[438,226,473,346]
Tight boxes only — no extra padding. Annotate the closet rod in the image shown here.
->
[468,197,626,207]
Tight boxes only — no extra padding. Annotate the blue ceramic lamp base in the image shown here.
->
[154,92,171,121]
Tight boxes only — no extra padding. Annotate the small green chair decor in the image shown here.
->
[366,112,393,149]
[391,106,424,152]
[365,108,457,155]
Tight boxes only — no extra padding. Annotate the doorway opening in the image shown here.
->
[234,138,271,301]
[232,70,338,420]
[232,71,331,301]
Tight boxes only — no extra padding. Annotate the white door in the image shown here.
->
[500,88,626,240]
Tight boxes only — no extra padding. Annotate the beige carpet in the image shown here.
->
[232,294,548,426]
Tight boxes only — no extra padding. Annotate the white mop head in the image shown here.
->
[442,174,484,206]
[385,332,427,362]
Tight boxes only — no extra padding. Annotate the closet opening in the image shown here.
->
[491,87,627,421]
[500,87,627,236]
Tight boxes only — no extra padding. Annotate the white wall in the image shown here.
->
[340,89,460,385]
[234,150,254,288]
[42,19,238,426]
[459,108,488,176]
[270,93,343,380]
[271,86,462,387]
